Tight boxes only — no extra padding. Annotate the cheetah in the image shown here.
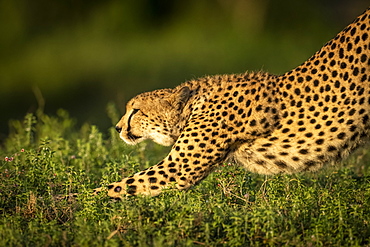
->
[96,7,370,199]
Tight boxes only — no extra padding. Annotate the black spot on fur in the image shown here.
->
[114,186,122,193]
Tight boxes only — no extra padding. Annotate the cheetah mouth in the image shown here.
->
[121,134,142,145]
[125,132,143,143]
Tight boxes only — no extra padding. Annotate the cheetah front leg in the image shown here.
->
[98,129,233,199]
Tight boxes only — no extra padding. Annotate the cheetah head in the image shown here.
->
[116,86,191,146]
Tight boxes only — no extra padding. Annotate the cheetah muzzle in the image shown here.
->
[98,7,370,199]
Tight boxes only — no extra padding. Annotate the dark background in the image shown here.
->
[1,0,368,140]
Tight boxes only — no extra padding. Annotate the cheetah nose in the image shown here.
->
[115,126,122,133]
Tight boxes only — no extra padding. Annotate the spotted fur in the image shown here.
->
[95,7,370,199]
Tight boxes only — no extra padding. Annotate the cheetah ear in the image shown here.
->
[170,86,191,111]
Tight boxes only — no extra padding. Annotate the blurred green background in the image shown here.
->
[1,0,368,140]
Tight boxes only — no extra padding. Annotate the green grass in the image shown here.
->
[1,106,370,246]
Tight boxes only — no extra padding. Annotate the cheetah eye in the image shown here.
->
[131,108,140,116]
[137,109,149,118]
[129,109,148,122]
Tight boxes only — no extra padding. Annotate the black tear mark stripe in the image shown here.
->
[127,109,139,133]
[127,109,142,139]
